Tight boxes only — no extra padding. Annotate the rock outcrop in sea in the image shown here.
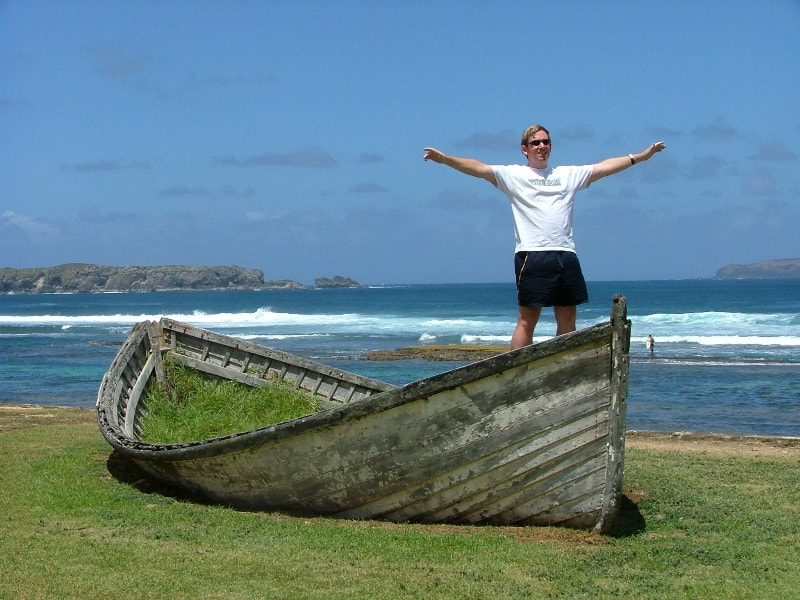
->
[314,276,363,288]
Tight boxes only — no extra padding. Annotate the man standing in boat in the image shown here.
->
[423,125,666,349]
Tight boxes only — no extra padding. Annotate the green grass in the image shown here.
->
[2,407,799,599]
[139,358,321,443]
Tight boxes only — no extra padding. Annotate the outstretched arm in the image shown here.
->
[423,147,497,185]
[588,141,666,184]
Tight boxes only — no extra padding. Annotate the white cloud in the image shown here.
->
[1,211,60,238]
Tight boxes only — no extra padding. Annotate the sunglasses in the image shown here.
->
[527,138,551,147]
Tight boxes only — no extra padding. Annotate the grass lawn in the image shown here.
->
[2,404,799,599]
[139,358,321,443]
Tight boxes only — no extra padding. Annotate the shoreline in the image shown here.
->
[3,403,799,457]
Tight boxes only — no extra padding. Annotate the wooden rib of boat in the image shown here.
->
[97,295,631,532]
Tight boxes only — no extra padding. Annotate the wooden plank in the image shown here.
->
[161,317,393,392]
[97,321,152,433]
[350,412,610,523]
[167,353,386,411]
[594,294,631,532]
[273,342,611,487]
[123,342,156,436]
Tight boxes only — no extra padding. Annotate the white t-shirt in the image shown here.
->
[492,164,593,253]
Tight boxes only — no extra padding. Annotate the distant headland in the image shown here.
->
[713,258,800,280]
[0,264,363,294]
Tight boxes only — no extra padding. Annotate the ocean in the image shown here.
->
[1,279,798,437]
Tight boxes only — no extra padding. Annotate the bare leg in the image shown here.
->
[511,305,541,350]
[553,305,577,335]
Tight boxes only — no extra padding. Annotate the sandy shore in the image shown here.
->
[3,403,799,458]
[625,429,800,458]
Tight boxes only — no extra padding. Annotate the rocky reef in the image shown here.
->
[363,345,506,362]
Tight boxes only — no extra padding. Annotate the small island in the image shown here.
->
[714,258,800,279]
[314,276,364,289]
[0,264,363,294]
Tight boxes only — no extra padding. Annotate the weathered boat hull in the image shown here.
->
[97,296,631,532]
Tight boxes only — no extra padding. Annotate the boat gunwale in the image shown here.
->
[158,316,394,393]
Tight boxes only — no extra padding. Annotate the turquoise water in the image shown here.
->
[1,280,798,436]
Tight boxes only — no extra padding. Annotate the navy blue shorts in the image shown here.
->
[514,251,589,307]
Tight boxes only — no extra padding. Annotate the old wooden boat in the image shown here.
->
[97,295,631,532]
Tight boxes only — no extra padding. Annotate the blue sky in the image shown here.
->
[2,1,799,285]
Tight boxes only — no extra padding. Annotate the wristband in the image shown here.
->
[628,154,636,165]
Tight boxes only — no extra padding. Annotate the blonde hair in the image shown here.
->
[521,125,550,146]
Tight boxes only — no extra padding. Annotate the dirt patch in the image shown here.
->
[329,516,608,545]
[627,430,800,459]
[0,403,95,432]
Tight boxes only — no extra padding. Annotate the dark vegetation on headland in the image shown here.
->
[0,264,363,294]
[714,258,800,279]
